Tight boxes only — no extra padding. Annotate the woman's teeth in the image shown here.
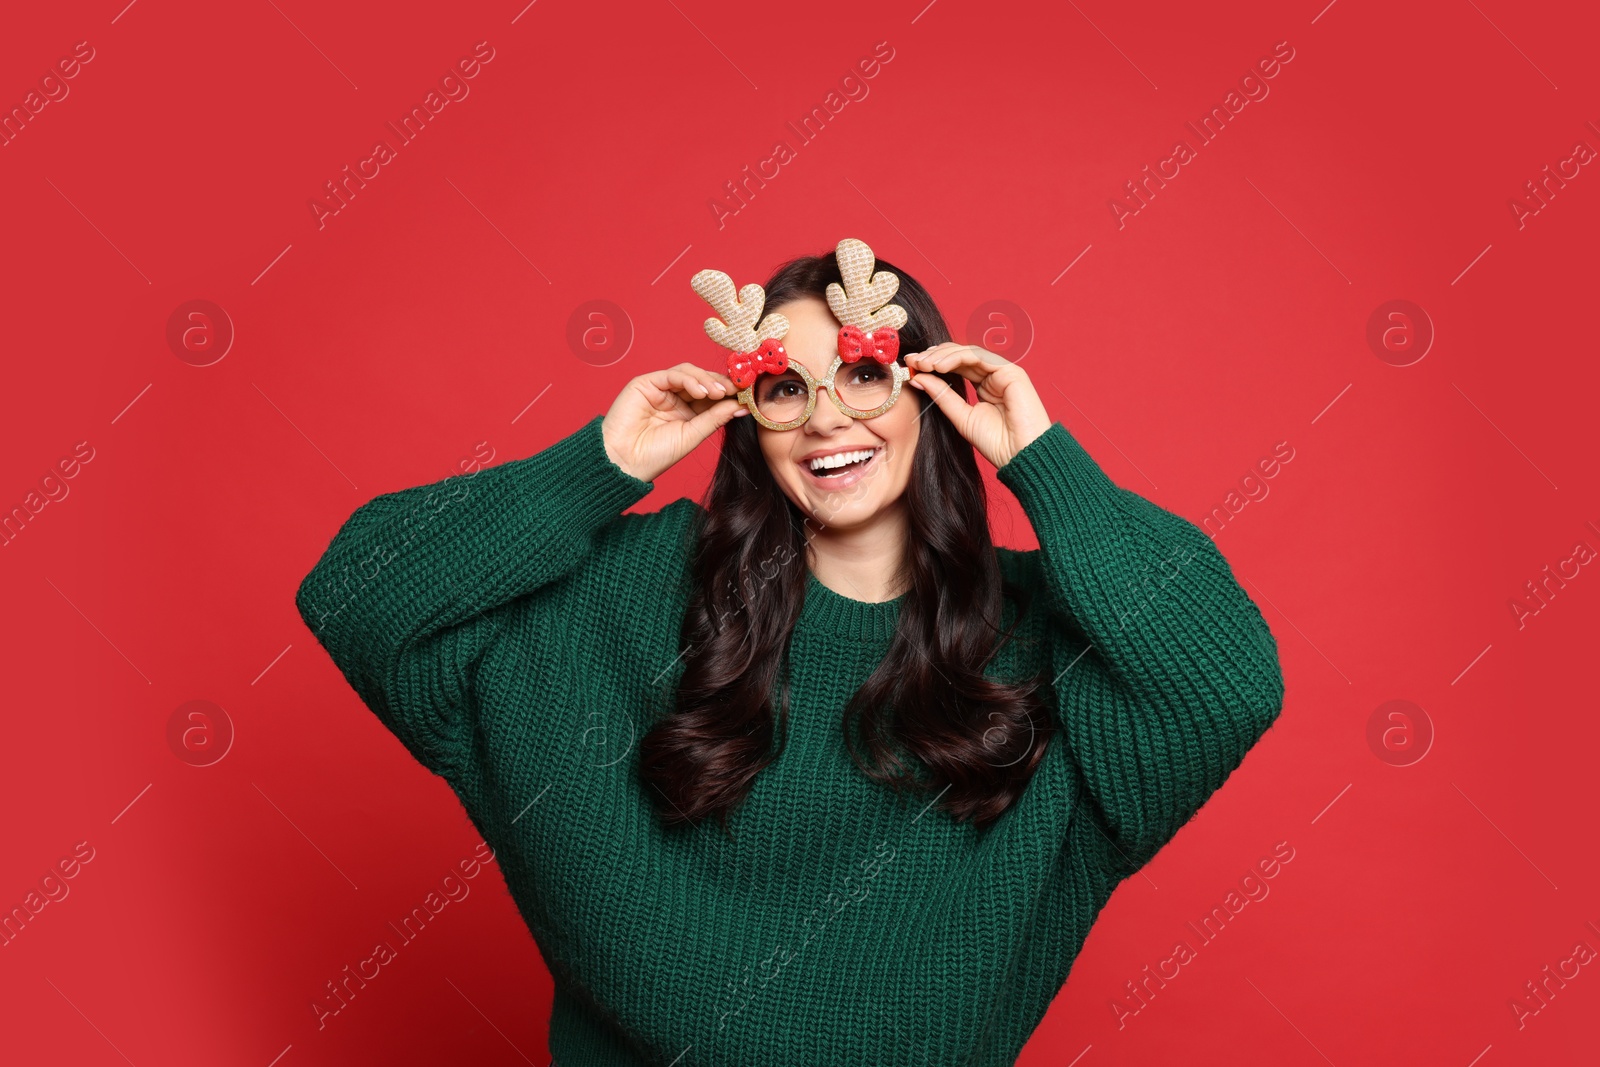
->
[808,448,878,474]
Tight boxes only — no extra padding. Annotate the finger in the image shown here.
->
[932,348,1003,372]
[905,346,979,372]
[916,351,976,374]
[911,353,1000,386]
[683,396,748,441]
[640,368,691,396]
[686,386,746,416]
[645,367,727,401]
[673,371,713,399]
[944,360,1019,387]
[631,374,693,417]
[652,367,729,399]
[902,348,960,374]
[673,361,735,398]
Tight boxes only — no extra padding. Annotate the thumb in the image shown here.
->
[910,371,970,424]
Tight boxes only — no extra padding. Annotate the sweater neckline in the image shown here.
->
[795,569,905,642]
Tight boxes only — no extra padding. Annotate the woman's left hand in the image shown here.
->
[905,343,1053,469]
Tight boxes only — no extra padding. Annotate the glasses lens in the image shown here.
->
[754,369,810,423]
[835,360,896,414]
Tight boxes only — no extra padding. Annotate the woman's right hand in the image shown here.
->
[601,363,748,483]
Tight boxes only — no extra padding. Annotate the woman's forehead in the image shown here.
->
[771,297,840,376]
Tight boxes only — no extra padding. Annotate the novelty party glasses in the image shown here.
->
[745,352,910,431]
[691,238,911,432]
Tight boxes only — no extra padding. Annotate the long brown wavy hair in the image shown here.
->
[638,249,1054,835]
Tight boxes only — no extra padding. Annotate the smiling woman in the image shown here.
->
[296,237,1286,1067]
[751,297,917,531]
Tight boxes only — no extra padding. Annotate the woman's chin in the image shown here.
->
[799,487,895,531]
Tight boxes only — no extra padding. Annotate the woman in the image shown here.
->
[295,239,1285,1067]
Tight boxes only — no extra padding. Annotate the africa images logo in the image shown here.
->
[308,42,497,230]
[1108,40,1297,230]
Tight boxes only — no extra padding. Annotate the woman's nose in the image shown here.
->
[807,385,854,430]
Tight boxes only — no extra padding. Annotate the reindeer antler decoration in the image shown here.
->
[826,238,908,365]
[686,240,910,431]
[690,269,790,391]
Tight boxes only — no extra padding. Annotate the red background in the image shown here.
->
[2,0,1596,1064]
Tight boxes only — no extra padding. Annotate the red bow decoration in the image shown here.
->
[727,338,788,390]
[837,325,900,365]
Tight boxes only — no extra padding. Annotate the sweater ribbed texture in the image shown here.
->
[295,414,1285,1067]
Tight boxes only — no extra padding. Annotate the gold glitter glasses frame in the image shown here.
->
[737,355,912,431]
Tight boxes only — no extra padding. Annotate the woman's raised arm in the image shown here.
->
[295,414,656,777]
[904,343,1284,881]
[995,422,1286,881]
[295,360,746,778]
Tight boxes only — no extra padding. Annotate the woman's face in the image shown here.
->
[757,296,921,531]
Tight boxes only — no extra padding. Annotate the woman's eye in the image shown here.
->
[761,378,804,401]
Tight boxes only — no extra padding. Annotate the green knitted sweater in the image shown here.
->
[295,413,1284,1067]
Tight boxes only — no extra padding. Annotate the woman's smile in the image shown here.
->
[799,443,884,488]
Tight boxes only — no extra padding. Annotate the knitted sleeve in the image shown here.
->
[294,413,655,778]
[996,422,1285,881]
